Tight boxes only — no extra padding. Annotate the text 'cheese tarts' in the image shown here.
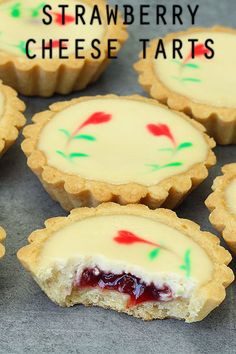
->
[135,26,236,145]
[21,95,216,210]
[17,203,234,323]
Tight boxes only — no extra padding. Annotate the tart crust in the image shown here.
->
[205,164,236,254]
[21,94,216,211]
[0,226,6,259]
[17,203,234,323]
[134,26,236,145]
[0,81,26,157]
[0,0,128,97]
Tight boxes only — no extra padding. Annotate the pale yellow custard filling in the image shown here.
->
[225,178,236,216]
[0,0,105,58]
[38,98,209,186]
[37,214,213,298]
[155,32,236,108]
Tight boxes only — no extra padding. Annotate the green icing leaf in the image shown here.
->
[56,150,67,158]
[69,152,89,159]
[184,63,200,69]
[58,129,71,138]
[73,134,96,141]
[163,162,183,168]
[31,3,46,17]
[181,77,202,83]
[149,248,160,261]
[180,249,191,277]
[177,142,193,151]
[10,3,21,18]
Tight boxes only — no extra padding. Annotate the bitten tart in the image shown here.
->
[0,81,25,157]
[134,26,236,145]
[17,203,234,323]
[206,164,236,254]
[0,227,6,259]
[21,95,216,210]
[0,0,127,96]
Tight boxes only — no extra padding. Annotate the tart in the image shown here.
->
[206,164,236,254]
[134,26,236,145]
[0,0,128,97]
[17,203,234,323]
[21,95,216,211]
[0,226,6,259]
[0,81,25,157]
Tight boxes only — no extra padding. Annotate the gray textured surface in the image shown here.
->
[0,0,236,353]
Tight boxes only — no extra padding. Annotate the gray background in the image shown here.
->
[0,0,236,353]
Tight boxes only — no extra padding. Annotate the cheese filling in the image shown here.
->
[38,97,209,186]
[37,214,213,302]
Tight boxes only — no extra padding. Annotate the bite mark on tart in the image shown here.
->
[21,95,216,210]
[134,26,236,145]
[0,81,26,157]
[17,203,234,323]
[206,163,236,254]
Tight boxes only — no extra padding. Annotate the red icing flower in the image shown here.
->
[51,12,75,26]
[147,123,176,146]
[114,230,160,248]
[72,112,112,137]
[45,40,68,49]
[184,43,210,64]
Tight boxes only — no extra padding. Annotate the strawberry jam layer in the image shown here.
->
[76,267,173,307]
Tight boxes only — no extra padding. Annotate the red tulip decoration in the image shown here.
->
[147,123,176,146]
[114,230,161,260]
[183,43,211,64]
[57,112,112,160]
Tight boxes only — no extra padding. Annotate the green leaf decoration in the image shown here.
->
[31,3,46,17]
[56,150,67,158]
[73,134,96,141]
[69,152,89,159]
[180,249,191,277]
[163,162,183,168]
[184,63,200,69]
[158,148,174,153]
[149,248,160,261]
[15,41,27,54]
[177,142,193,151]
[58,129,71,138]
[10,3,21,18]
[181,77,202,83]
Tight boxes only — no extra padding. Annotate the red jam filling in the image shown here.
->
[75,267,173,307]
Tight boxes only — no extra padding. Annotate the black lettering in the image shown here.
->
[173,5,183,25]
[156,5,166,25]
[188,39,198,59]
[59,39,69,59]
[90,5,102,25]
[75,39,85,59]
[75,5,85,24]
[42,39,53,59]
[188,5,199,25]
[42,5,52,25]
[106,5,118,25]
[123,5,134,25]
[139,39,150,59]
[58,5,69,25]
[108,39,118,59]
[91,39,101,59]
[173,39,183,59]
[204,39,214,59]
[140,5,150,25]
[25,39,36,59]
[155,39,166,59]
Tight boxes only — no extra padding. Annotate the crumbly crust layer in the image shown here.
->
[17,203,234,323]
[21,94,216,211]
[0,0,128,97]
[134,26,236,145]
[0,81,26,157]
[205,163,236,253]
